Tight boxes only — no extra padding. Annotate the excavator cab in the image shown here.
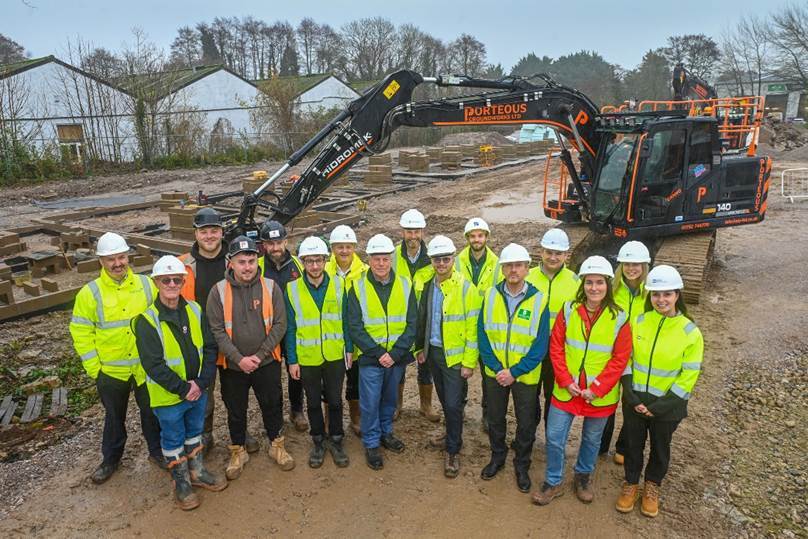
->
[585,113,771,239]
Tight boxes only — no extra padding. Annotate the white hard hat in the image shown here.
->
[399,208,426,229]
[617,241,651,263]
[499,243,531,264]
[96,232,130,257]
[578,255,614,278]
[427,235,456,257]
[645,265,684,291]
[298,236,329,258]
[329,224,357,244]
[151,255,188,278]
[540,228,570,251]
[366,234,395,255]
[464,217,490,235]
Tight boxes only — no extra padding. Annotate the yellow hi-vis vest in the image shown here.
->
[417,271,481,369]
[353,271,411,357]
[526,265,579,329]
[627,310,703,401]
[553,301,628,407]
[392,243,434,298]
[454,246,502,295]
[139,301,204,407]
[258,253,303,276]
[613,277,647,324]
[325,253,367,291]
[286,275,345,366]
[481,286,547,385]
[70,268,156,383]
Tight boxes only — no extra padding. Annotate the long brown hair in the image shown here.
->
[575,274,622,319]
[643,290,692,321]
[614,262,649,292]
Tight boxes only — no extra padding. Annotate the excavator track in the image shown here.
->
[652,231,716,304]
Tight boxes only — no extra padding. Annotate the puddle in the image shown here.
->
[33,195,145,210]
[481,185,555,224]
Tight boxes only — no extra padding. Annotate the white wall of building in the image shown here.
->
[297,77,358,113]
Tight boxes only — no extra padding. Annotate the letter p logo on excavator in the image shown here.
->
[574,110,589,125]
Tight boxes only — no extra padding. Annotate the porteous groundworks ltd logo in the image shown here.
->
[463,103,528,123]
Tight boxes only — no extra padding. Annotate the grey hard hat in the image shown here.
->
[259,220,287,241]
[193,207,222,228]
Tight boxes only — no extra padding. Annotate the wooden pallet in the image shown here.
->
[654,231,716,304]
[21,393,43,423]
[0,395,16,427]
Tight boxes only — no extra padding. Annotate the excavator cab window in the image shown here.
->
[686,122,713,188]
[635,128,686,224]
[592,133,639,222]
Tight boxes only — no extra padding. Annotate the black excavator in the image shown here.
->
[672,63,718,101]
[225,69,771,246]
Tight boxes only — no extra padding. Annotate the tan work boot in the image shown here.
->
[225,445,249,480]
[444,452,460,478]
[269,436,295,471]
[428,432,446,450]
[418,384,441,423]
[573,473,594,503]
[348,399,361,435]
[616,482,640,513]
[394,383,404,421]
[532,482,564,506]
[613,452,624,465]
[291,411,308,432]
[641,481,660,517]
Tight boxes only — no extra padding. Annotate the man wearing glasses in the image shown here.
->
[415,236,481,478]
[285,237,351,469]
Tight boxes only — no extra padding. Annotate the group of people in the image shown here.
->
[69,206,703,518]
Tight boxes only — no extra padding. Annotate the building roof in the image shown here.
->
[116,64,257,101]
[252,73,343,98]
[349,79,382,93]
[0,55,55,78]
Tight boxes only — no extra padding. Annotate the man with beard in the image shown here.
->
[258,220,307,432]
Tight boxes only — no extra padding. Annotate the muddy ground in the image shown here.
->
[0,151,807,538]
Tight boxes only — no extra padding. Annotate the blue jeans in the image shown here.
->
[544,403,608,486]
[152,394,207,453]
[359,363,405,448]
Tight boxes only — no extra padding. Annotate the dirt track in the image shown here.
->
[0,155,807,538]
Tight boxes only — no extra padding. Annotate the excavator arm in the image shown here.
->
[230,69,601,237]
[672,63,717,101]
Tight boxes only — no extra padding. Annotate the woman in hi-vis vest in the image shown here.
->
[532,256,631,507]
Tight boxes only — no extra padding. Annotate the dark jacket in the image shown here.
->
[477,280,550,378]
[190,241,227,306]
[621,376,689,421]
[346,270,417,367]
[206,269,287,371]
[135,296,217,398]
[262,249,302,295]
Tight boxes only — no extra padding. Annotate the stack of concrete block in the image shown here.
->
[398,150,415,168]
[364,164,393,186]
[159,192,189,212]
[461,144,477,158]
[441,151,463,170]
[59,229,90,252]
[167,204,200,242]
[0,279,14,304]
[516,143,532,157]
[368,153,392,166]
[407,153,430,172]
[426,147,443,163]
[0,232,26,257]
[497,145,517,160]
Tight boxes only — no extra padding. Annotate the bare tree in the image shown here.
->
[720,16,770,96]
[394,24,424,71]
[341,17,396,80]
[769,4,808,87]
[662,34,721,80]
[446,34,487,77]
[81,47,125,79]
[0,33,27,63]
[298,18,319,75]
[170,26,201,68]
[313,24,346,77]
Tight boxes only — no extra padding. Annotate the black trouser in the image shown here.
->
[95,372,161,465]
[599,412,627,455]
[345,359,359,401]
[622,411,680,485]
[426,346,465,455]
[478,357,488,414]
[219,362,283,445]
[301,361,346,438]
[286,361,305,413]
[536,353,553,427]
[203,370,217,434]
[485,377,538,472]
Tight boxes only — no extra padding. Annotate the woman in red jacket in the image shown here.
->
[532,256,632,506]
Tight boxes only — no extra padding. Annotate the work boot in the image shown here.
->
[394,383,404,421]
[531,482,564,506]
[348,399,361,435]
[309,435,326,468]
[329,435,350,468]
[291,411,308,432]
[365,447,383,470]
[515,468,532,493]
[615,482,640,513]
[573,472,594,503]
[641,481,660,518]
[428,432,446,450]
[613,452,624,465]
[201,431,214,456]
[166,454,200,511]
[269,436,295,471]
[418,384,441,422]
[245,432,260,454]
[225,445,249,480]
[381,433,405,453]
[480,459,504,480]
[186,441,227,492]
[148,453,169,471]
[444,452,460,478]
[90,461,118,484]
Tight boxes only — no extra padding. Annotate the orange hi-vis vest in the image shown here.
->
[178,253,198,301]
[214,277,281,367]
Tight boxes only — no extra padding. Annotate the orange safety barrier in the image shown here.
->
[542,147,574,216]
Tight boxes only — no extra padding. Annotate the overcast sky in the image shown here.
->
[2,0,784,72]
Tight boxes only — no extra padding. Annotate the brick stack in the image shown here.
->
[426,147,443,163]
[441,151,463,170]
[167,204,200,241]
[159,192,189,212]
[407,153,430,172]
[0,232,26,257]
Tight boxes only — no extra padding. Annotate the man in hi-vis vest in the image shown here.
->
[206,236,291,480]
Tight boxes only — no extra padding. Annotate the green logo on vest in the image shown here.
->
[517,308,531,320]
